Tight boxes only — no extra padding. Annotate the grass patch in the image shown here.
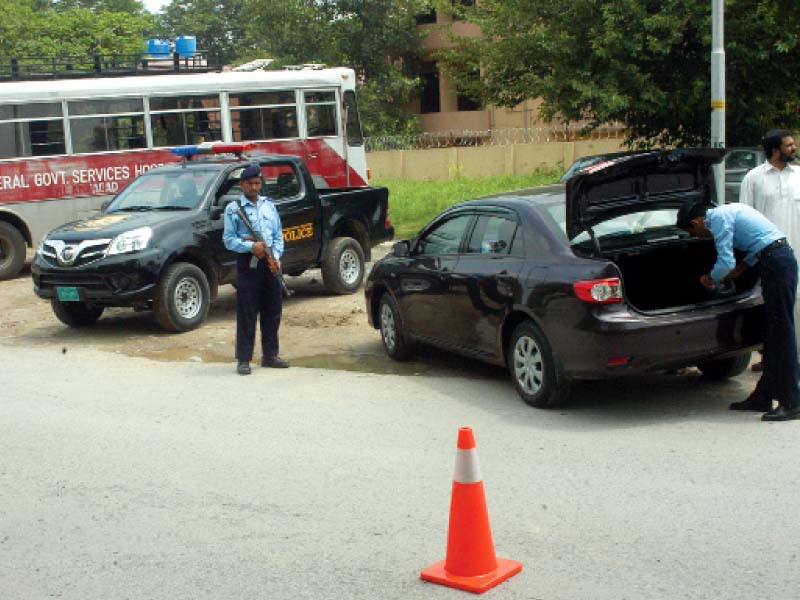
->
[375,171,561,239]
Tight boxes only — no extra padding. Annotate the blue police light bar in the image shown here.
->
[170,142,256,157]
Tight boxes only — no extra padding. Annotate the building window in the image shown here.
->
[420,64,440,114]
[416,8,436,24]
[451,0,474,20]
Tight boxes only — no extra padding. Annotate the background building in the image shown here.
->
[412,5,548,134]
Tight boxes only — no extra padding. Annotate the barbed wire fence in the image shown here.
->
[364,124,627,152]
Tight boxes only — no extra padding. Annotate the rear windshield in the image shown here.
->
[543,204,678,243]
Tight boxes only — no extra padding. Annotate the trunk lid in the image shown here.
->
[565,148,725,240]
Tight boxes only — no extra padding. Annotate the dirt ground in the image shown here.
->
[0,245,405,372]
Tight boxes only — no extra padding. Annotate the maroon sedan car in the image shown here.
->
[365,148,764,407]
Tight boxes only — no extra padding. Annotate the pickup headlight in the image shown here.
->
[106,227,153,256]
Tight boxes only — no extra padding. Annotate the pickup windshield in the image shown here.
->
[106,170,218,212]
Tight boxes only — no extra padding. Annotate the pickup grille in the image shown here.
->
[40,239,112,268]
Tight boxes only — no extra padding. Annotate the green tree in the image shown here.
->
[0,1,155,57]
[434,0,800,148]
[240,0,427,136]
[158,0,246,64]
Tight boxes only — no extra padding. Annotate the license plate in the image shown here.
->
[56,286,80,302]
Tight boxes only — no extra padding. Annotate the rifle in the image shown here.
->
[234,198,293,297]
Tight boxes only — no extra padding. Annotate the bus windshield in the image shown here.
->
[106,170,218,212]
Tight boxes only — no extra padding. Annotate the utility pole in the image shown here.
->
[710,0,726,203]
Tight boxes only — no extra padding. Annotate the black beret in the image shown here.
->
[240,164,262,180]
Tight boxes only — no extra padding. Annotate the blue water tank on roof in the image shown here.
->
[175,35,197,59]
[147,38,170,58]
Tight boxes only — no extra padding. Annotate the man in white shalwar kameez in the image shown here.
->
[739,130,800,362]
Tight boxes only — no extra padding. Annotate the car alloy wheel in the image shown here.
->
[380,301,397,352]
[377,293,412,360]
[512,333,544,396]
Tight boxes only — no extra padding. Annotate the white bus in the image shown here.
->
[0,63,367,279]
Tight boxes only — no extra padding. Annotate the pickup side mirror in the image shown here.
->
[392,240,410,257]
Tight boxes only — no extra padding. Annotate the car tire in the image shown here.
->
[322,236,365,294]
[153,262,210,332]
[378,293,413,360]
[508,320,571,408]
[51,299,104,327]
[696,353,751,381]
[0,222,26,280]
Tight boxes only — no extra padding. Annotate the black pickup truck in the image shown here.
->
[32,154,393,331]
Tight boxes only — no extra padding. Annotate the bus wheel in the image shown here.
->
[0,222,26,280]
[154,262,210,332]
[51,299,104,327]
[322,237,365,294]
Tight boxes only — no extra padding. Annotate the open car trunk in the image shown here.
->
[593,237,760,312]
[565,148,761,312]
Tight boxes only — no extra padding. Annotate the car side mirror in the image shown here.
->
[100,199,111,212]
[392,240,410,257]
[210,207,225,220]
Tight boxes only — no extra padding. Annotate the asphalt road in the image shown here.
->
[2,342,799,600]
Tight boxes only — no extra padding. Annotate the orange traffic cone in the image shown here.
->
[421,426,522,593]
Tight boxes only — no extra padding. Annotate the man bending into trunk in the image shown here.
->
[677,199,800,421]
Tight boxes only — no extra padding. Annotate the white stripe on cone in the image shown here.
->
[453,448,482,484]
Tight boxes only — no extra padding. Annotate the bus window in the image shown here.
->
[343,90,363,146]
[304,90,337,137]
[0,102,65,158]
[150,95,222,146]
[229,91,298,141]
[68,97,145,153]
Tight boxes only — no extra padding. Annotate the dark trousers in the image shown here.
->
[235,255,282,362]
[753,245,800,408]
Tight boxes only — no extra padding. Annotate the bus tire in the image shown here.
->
[321,236,365,294]
[0,222,26,280]
[51,299,104,327]
[154,262,210,332]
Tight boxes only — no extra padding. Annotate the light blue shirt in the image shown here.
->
[706,204,785,282]
[223,195,284,260]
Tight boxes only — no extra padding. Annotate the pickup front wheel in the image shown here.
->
[154,262,211,332]
[322,236,365,294]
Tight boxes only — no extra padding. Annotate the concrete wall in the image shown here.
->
[367,138,626,181]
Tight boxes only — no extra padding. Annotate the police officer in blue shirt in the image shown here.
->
[677,200,799,420]
[223,164,290,375]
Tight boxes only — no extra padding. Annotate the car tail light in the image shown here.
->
[385,203,392,229]
[573,278,623,303]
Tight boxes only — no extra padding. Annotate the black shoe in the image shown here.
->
[261,355,290,369]
[237,361,251,375]
[729,392,772,412]
[761,405,800,422]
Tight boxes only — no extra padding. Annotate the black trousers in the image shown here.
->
[235,255,282,362]
[753,245,800,408]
